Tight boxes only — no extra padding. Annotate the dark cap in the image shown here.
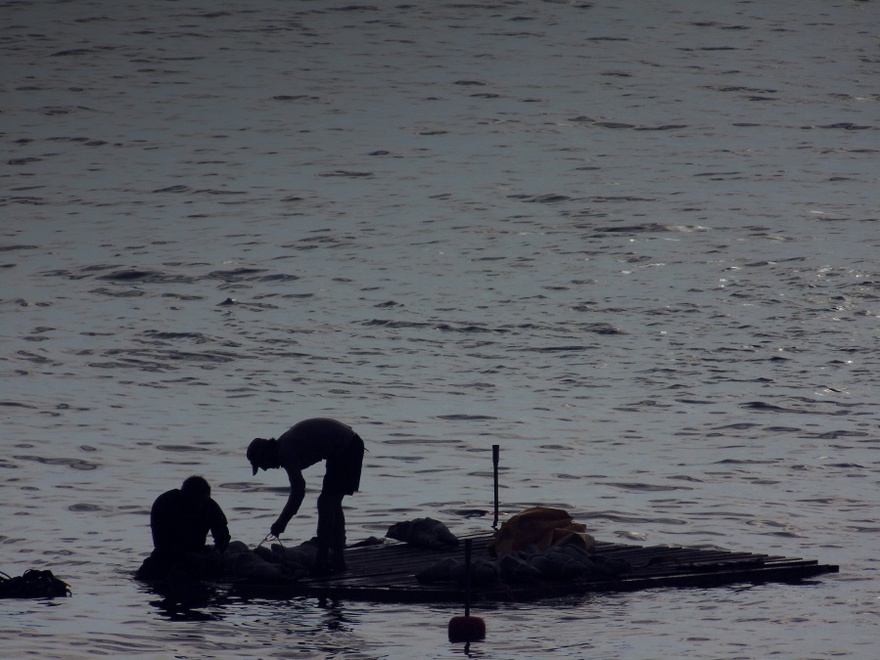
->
[247,437,273,475]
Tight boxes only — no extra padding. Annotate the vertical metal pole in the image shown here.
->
[492,444,500,529]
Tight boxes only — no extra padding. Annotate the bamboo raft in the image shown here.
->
[225,534,838,604]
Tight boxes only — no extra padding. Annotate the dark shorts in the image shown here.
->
[322,434,364,496]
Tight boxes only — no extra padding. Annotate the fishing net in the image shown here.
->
[0,569,72,599]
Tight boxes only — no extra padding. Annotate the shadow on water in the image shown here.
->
[141,580,230,622]
[141,581,359,629]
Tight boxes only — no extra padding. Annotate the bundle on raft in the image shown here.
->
[1,569,71,599]
[224,539,318,582]
[386,517,460,550]
[415,508,628,585]
[135,538,326,585]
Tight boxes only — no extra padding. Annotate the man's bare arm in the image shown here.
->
[271,468,306,536]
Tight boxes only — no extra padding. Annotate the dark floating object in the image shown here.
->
[223,534,838,604]
[0,569,71,599]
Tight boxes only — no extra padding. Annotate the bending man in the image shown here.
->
[247,418,364,574]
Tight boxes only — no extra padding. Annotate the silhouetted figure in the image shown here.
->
[135,476,230,581]
[247,418,364,574]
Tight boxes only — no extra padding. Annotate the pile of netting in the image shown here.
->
[0,569,71,599]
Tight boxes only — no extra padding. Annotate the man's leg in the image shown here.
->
[332,499,347,571]
[316,490,342,572]
[318,435,361,573]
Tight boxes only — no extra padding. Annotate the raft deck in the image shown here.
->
[228,534,838,603]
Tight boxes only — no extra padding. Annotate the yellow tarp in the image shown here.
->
[489,506,595,557]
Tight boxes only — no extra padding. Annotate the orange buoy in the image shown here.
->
[447,539,486,643]
[448,613,486,643]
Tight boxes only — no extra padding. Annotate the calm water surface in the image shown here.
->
[2,1,879,657]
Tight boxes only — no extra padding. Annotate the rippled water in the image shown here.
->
[2,1,879,657]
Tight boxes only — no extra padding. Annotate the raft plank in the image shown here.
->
[226,534,838,604]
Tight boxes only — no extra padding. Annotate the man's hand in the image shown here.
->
[270,520,286,538]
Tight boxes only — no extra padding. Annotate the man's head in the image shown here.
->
[247,437,279,475]
[181,475,211,502]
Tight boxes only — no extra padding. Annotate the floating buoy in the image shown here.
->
[448,614,486,643]
[448,539,486,643]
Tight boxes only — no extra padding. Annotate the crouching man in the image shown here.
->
[135,475,230,581]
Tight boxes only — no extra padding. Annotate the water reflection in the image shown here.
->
[143,581,230,622]
[315,597,352,633]
[150,599,223,622]
[454,641,490,658]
